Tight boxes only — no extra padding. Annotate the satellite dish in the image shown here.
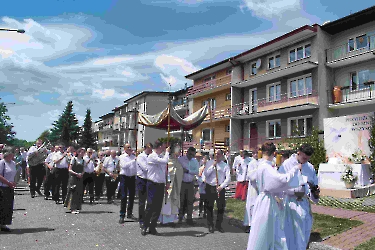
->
[256,58,261,69]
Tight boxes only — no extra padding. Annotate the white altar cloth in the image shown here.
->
[318,163,371,189]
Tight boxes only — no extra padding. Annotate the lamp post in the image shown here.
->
[0,28,25,33]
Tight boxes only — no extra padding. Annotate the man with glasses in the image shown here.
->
[177,147,199,225]
[83,148,96,204]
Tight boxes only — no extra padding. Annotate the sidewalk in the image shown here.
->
[312,204,375,250]
[2,181,249,250]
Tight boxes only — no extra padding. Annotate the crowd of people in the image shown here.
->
[0,139,319,249]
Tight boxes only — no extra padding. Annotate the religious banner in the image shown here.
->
[324,112,373,162]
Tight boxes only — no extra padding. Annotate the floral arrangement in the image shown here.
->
[348,149,367,163]
[340,165,358,183]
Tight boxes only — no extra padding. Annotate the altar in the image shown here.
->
[318,163,371,189]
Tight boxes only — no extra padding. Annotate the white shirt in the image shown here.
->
[203,159,231,189]
[104,156,119,176]
[0,159,17,187]
[236,156,252,182]
[83,155,95,173]
[45,152,55,164]
[147,151,169,184]
[136,152,149,179]
[119,152,137,176]
[52,152,69,169]
[26,145,38,164]
[232,155,242,172]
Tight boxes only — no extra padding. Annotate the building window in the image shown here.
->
[267,82,281,102]
[267,120,281,139]
[268,55,280,69]
[226,93,231,101]
[202,98,216,109]
[226,69,232,75]
[251,63,257,75]
[289,44,311,63]
[350,70,373,91]
[224,137,230,146]
[225,125,230,132]
[204,75,216,82]
[348,34,368,52]
[288,116,313,137]
[288,74,313,97]
[202,128,211,141]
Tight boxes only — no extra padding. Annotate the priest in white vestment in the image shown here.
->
[243,154,259,233]
[247,142,302,250]
[278,144,320,250]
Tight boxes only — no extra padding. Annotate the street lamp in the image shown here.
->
[0,28,25,33]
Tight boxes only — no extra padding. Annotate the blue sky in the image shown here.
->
[0,0,374,142]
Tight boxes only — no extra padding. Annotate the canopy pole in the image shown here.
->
[165,94,171,205]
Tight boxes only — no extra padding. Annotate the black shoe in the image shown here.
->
[148,228,160,236]
[55,200,60,204]
[0,227,11,232]
[215,226,224,233]
[44,196,49,200]
[245,226,250,233]
[127,214,137,221]
[119,217,125,224]
[141,228,147,236]
[208,225,214,233]
[31,194,35,198]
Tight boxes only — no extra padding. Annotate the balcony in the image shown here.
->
[172,99,188,111]
[187,75,231,98]
[203,104,231,122]
[328,86,375,109]
[232,61,318,88]
[326,35,375,68]
[232,90,319,119]
[102,124,113,131]
[230,135,291,153]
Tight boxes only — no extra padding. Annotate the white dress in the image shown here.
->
[247,159,301,250]
[243,158,260,226]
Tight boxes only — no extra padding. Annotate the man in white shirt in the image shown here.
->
[103,150,120,204]
[118,143,137,223]
[177,147,199,225]
[141,142,170,236]
[203,149,231,233]
[43,145,57,200]
[136,143,152,229]
[52,145,70,204]
[94,151,106,200]
[232,150,243,175]
[26,139,46,198]
[234,150,252,201]
[83,148,96,204]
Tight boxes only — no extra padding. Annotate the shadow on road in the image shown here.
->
[159,230,210,237]
[78,211,114,214]
[2,228,55,234]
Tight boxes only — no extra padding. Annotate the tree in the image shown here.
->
[38,129,51,143]
[157,137,181,155]
[0,100,16,143]
[49,101,80,147]
[368,115,375,174]
[78,109,96,149]
[8,138,34,149]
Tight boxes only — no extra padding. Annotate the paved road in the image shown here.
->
[2,181,339,250]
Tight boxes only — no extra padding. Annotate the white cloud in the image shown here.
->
[92,88,131,100]
[241,0,301,19]
[18,95,41,104]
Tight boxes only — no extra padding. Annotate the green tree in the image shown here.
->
[368,115,375,173]
[157,137,181,154]
[49,101,80,147]
[78,109,96,149]
[8,138,34,149]
[0,100,16,143]
[38,129,51,143]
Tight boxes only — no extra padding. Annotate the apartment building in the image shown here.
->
[185,5,375,154]
[98,112,116,150]
[185,65,232,152]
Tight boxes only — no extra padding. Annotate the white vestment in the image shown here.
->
[159,158,183,224]
[247,159,301,250]
[243,158,260,226]
[278,154,319,250]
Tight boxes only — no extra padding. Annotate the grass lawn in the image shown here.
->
[225,198,363,240]
[318,196,375,213]
[354,237,375,250]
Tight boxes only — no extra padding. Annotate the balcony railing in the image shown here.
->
[232,90,318,117]
[328,86,375,105]
[230,135,294,152]
[203,105,231,122]
[187,75,231,97]
[326,34,375,63]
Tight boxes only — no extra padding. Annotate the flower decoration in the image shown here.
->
[348,149,367,163]
[340,165,358,183]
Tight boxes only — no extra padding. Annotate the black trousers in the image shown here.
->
[105,177,119,201]
[205,184,226,228]
[119,175,136,217]
[29,164,45,195]
[44,167,55,197]
[199,193,207,215]
[136,176,148,225]
[95,173,105,198]
[0,187,14,225]
[82,172,95,199]
[178,181,195,220]
[53,168,69,201]
[143,180,165,230]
